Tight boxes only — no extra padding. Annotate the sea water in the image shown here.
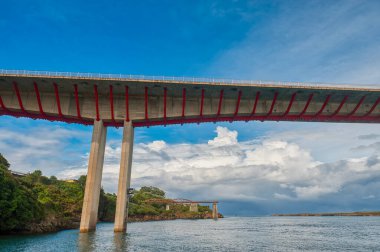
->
[0,217,379,251]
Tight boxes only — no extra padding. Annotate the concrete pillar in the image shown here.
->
[80,120,107,232]
[114,121,134,232]
[166,204,170,211]
[189,203,198,212]
[212,202,218,220]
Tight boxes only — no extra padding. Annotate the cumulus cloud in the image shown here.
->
[208,126,238,146]
[53,126,380,206]
[2,117,380,214]
[0,120,91,175]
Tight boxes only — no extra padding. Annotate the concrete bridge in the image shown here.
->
[0,69,379,232]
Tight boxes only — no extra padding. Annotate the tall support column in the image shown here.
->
[80,120,107,232]
[114,121,134,232]
[212,203,218,220]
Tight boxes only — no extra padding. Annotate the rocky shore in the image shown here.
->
[16,213,223,234]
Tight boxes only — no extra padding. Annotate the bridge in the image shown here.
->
[9,170,28,177]
[145,198,219,219]
[0,69,379,233]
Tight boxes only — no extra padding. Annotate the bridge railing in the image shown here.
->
[10,170,29,177]
[0,69,378,89]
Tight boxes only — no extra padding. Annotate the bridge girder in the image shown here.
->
[1,71,380,126]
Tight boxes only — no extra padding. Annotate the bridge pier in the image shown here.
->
[114,121,134,232]
[212,202,218,220]
[189,203,198,212]
[80,120,107,232]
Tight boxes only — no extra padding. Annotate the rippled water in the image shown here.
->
[1,217,380,251]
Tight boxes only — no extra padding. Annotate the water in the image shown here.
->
[1,217,380,251]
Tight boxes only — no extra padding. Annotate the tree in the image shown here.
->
[140,186,165,197]
[78,175,86,191]
[0,153,10,169]
[0,154,42,232]
[49,176,58,184]
[24,170,43,184]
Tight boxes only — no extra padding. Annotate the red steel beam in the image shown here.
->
[0,109,93,125]
[74,84,82,119]
[363,97,380,117]
[33,82,45,116]
[109,85,115,122]
[1,83,379,127]
[314,95,331,117]
[163,87,167,120]
[200,89,205,117]
[94,85,100,121]
[251,91,261,115]
[53,83,63,117]
[0,95,9,111]
[283,93,297,116]
[1,105,380,128]
[234,90,242,116]
[125,86,129,121]
[299,93,314,116]
[145,87,148,120]
[3,108,379,129]
[330,95,348,117]
[267,92,279,116]
[13,82,27,113]
[182,88,186,117]
[347,95,366,117]
[217,89,224,116]
[132,114,380,127]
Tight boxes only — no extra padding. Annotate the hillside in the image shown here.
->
[0,153,220,234]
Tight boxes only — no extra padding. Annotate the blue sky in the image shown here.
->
[1,0,380,216]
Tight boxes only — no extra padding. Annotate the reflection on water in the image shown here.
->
[77,232,95,252]
[113,232,128,251]
[1,217,380,251]
[77,227,129,252]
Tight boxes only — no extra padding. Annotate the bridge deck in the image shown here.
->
[1,70,379,126]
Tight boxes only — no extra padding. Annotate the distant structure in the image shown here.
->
[145,198,219,219]
[1,69,379,233]
[64,179,77,183]
[10,170,28,177]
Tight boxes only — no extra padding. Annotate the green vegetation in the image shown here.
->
[0,153,216,234]
[129,186,165,216]
[0,154,43,233]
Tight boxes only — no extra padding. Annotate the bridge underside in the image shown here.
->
[0,74,379,126]
[1,72,379,233]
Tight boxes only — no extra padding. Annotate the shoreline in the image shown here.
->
[0,214,224,238]
[272,211,380,217]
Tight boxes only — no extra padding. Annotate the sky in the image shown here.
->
[1,0,380,216]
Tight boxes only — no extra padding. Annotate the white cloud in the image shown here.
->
[2,118,380,213]
[147,140,166,151]
[208,126,238,146]
[51,126,380,203]
[0,123,91,175]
